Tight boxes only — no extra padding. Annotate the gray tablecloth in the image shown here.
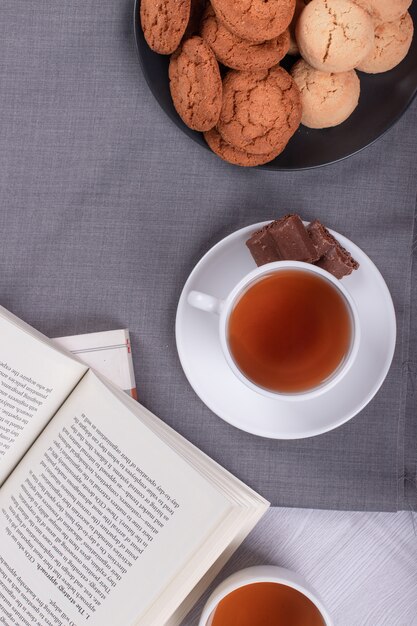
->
[0,0,416,511]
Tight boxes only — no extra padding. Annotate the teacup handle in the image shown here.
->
[188,290,225,316]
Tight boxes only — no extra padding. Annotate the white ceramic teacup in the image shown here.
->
[198,565,333,626]
[187,261,360,401]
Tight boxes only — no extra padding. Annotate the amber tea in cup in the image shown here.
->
[209,582,326,626]
[227,269,353,394]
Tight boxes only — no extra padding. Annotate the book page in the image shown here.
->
[0,371,232,626]
[0,312,87,485]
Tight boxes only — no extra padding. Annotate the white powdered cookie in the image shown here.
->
[296,0,375,72]
[357,12,414,73]
[292,59,360,128]
[354,0,412,24]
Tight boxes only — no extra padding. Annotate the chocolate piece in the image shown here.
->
[268,214,320,263]
[308,219,359,278]
[246,214,359,279]
[307,219,336,257]
[246,227,279,266]
[316,246,359,279]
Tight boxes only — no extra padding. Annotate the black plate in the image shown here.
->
[134,0,417,170]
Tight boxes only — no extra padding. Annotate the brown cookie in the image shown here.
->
[169,36,222,132]
[204,128,285,166]
[217,66,302,155]
[200,5,290,71]
[140,0,191,55]
[211,0,296,43]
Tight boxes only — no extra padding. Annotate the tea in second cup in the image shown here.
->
[199,566,332,626]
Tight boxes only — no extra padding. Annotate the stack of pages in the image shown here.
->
[0,306,269,626]
[55,328,137,398]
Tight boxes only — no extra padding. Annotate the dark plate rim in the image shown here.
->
[133,0,417,172]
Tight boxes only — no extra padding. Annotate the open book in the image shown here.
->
[0,306,269,626]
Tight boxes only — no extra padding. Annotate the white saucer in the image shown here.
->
[175,222,396,439]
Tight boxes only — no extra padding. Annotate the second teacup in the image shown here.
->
[199,565,333,626]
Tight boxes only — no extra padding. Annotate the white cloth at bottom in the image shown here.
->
[184,508,417,626]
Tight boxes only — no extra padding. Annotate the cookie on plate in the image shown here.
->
[200,4,290,71]
[169,36,222,131]
[353,0,412,24]
[291,59,360,128]
[204,127,286,166]
[217,66,302,155]
[296,0,375,72]
[356,12,414,73]
[210,0,296,44]
[140,0,191,55]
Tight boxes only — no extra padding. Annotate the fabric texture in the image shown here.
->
[184,507,417,626]
[0,0,416,510]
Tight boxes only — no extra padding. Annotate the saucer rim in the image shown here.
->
[175,221,397,439]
